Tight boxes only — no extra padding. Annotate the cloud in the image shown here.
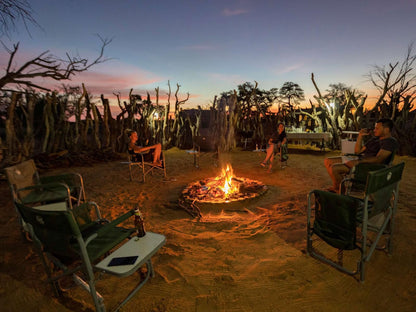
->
[69,68,162,93]
[222,8,248,16]
[181,45,215,51]
[0,56,165,96]
[274,63,304,75]
[206,72,246,88]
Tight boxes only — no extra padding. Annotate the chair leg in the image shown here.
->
[73,274,105,312]
[129,164,133,181]
[142,161,146,182]
[113,260,154,311]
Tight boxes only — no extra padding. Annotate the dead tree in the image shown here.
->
[311,73,342,148]
[299,100,324,131]
[3,91,21,163]
[0,0,39,38]
[212,91,238,152]
[163,81,190,148]
[20,91,36,157]
[161,85,170,148]
[81,84,93,148]
[100,94,113,150]
[0,36,111,91]
[367,43,416,154]
[344,89,367,130]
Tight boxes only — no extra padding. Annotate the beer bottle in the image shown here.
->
[134,208,146,237]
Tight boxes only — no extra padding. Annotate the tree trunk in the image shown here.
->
[4,92,21,163]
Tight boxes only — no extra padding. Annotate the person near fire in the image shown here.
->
[127,129,162,166]
[261,122,287,172]
[324,118,398,193]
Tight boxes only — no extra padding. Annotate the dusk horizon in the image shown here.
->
[1,0,415,111]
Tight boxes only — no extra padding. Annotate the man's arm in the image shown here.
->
[345,149,392,168]
[354,129,370,154]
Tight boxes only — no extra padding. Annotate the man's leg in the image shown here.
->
[324,156,342,174]
[331,163,351,191]
[324,156,343,190]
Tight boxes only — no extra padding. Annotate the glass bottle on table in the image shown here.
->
[134,207,146,237]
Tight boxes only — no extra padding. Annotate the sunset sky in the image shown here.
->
[1,0,415,110]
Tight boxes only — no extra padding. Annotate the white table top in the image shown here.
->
[95,232,166,277]
[286,132,331,141]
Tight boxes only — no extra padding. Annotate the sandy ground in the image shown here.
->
[0,148,415,312]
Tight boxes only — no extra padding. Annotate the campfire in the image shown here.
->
[181,164,267,204]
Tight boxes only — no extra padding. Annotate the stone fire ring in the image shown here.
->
[181,176,268,205]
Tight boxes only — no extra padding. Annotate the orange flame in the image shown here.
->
[220,164,239,196]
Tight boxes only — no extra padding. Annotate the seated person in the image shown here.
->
[261,122,287,172]
[324,118,398,193]
[127,130,162,166]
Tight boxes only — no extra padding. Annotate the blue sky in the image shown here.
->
[1,0,416,110]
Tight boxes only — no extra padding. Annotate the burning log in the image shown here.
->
[181,164,267,205]
[178,196,202,219]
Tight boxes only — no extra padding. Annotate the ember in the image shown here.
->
[182,164,267,204]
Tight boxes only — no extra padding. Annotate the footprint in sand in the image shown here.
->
[157,264,186,284]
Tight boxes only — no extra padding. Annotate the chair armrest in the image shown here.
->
[39,173,83,188]
[16,182,71,204]
[351,163,387,182]
[84,209,135,246]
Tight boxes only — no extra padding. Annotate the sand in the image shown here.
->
[0,148,415,312]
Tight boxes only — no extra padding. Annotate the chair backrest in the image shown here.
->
[383,147,396,166]
[364,162,404,195]
[5,160,40,199]
[312,190,362,250]
[15,200,82,259]
[364,162,405,216]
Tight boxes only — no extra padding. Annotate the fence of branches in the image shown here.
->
[1,82,415,168]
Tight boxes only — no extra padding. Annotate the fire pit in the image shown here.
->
[181,164,267,205]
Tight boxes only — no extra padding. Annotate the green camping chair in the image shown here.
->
[261,142,289,172]
[5,159,86,238]
[307,162,405,282]
[276,142,289,169]
[15,187,166,312]
[340,149,397,196]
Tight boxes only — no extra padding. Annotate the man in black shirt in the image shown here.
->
[324,118,398,193]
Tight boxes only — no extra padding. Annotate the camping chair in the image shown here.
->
[264,143,288,172]
[186,136,202,168]
[5,159,86,238]
[275,142,289,169]
[340,148,397,196]
[127,149,167,182]
[307,162,405,282]
[14,186,166,312]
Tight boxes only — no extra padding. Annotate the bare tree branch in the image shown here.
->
[0,0,40,38]
[0,35,112,91]
[366,42,416,108]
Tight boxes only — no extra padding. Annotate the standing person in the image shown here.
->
[261,122,287,172]
[127,130,162,166]
[324,118,398,193]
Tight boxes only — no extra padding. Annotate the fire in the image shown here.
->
[220,164,239,196]
[181,163,267,204]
